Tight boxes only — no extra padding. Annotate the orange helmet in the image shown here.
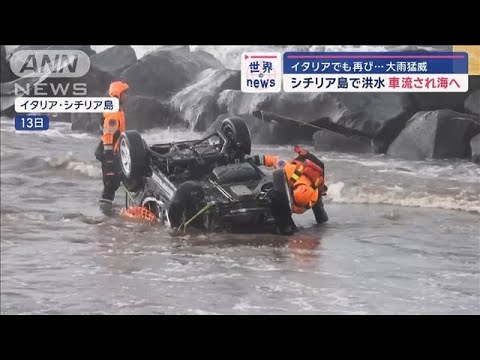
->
[109,81,129,98]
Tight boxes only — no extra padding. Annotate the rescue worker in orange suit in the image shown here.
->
[95,81,129,209]
[248,146,328,235]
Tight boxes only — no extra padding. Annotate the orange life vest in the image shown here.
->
[288,159,323,213]
[288,159,324,191]
[263,153,325,214]
[101,109,125,153]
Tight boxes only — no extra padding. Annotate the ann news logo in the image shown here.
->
[241,52,282,93]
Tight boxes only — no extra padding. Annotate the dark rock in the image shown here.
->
[171,69,240,131]
[411,76,480,113]
[71,113,102,133]
[313,129,374,153]
[470,134,480,164]
[1,45,16,83]
[328,93,415,147]
[122,48,224,99]
[11,45,96,57]
[217,90,415,150]
[387,110,480,160]
[49,113,72,123]
[90,46,137,77]
[410,93,467,113]
[465,89,480,115]
[254,110,371,139]
[70,95,183,133]
[1,75,49,113]
[78,68,113,97]
[124,95,183,130]
[208,113,308,145]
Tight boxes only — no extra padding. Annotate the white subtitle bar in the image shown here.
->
[15,97,119,113]
[283,74,469,92]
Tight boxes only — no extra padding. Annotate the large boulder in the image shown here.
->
[121,48,224,99]
[387,110,480,160]
[192,45,312,70]
[70,95,183,133]
[410,93,468,113]
[313,129,375,153]
[171,68,240,131]
[77,67,113,97]
[10,45,96,57]
[470,134,480,164]
[318,93,414,149]
[71,113,102,133]
[252,110,364,146]
[1,73,55,116]
[411,75,480,113]
[124,95,183,130]
[2,44,112,101]
[208,113,304,145]
[465,89,480,116]
[90,45,137,78]
[217,90,415,150]
[1,45,16,83]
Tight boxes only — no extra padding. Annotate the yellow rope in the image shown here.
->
[121,183,139,207]
[179,201,215,232]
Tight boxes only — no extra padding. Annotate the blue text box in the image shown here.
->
[283,52,468,74]
[15,115,49,131]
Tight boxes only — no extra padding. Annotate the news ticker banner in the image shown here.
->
[242,50,478,93]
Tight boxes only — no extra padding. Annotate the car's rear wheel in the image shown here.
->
[272,169,293,214]
[168,181,207,229]
[221,117,251,159]
[270,169,295,235]
[119,131,148,192]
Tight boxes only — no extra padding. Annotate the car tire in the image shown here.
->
[221,117,252,158]
[168,181,206,229]
[272,169,293,215]
[270,169,296,235]
[118,130,148,192]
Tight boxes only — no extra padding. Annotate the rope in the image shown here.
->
[179,201,215,232]
[121,183,139,207]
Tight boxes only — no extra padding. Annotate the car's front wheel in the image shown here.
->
[118,130,149,192]
[168,181,207,229]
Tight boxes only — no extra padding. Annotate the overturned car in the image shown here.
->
[117,117,302,234]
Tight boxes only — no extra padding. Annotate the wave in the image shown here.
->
[44,153,100,177]
[6,152,101,178]
[320,153,480,184]
[1,117,95,140]
[326,182,480,214]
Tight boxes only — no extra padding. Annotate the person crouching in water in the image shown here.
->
[95,81,129,211]
[249,146,328,235]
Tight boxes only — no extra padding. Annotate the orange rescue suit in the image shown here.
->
[101,109,125,153]
[263,155,324,214]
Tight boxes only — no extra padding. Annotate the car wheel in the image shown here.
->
[119,130,148,192]
[221,117,251,158]
[168,181,206,229]
[272,169,293,215]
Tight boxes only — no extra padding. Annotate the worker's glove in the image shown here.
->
[321,184,328,196]
[245,155,264,166]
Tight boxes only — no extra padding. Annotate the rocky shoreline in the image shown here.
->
[2,45,479,163]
